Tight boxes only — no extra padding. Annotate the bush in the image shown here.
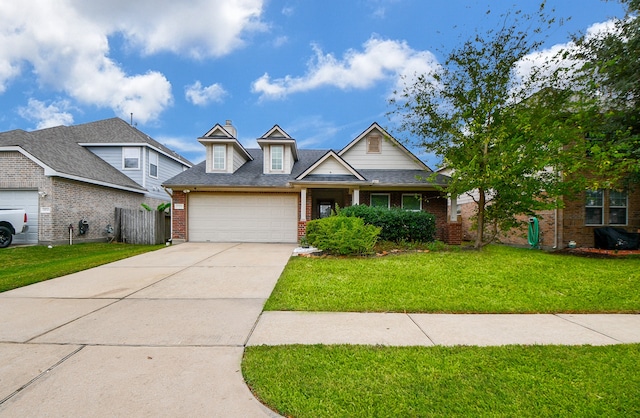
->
[305,216,381,255]
[339,205,436,243]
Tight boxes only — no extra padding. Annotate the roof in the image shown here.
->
[164,149,449,189]
[0,118,192,192]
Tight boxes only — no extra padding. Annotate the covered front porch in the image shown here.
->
[296,186,461,245]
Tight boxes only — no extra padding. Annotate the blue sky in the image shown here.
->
[0,1,626,169]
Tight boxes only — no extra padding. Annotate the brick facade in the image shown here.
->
[457,188,640,249]
[2,151,166,245]
[171,191,188,242]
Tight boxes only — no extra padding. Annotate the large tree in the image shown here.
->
[390,3,588,248]
[570,0,640,188]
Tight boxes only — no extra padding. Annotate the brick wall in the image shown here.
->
[171,191,188,241]
[2,151,166,245]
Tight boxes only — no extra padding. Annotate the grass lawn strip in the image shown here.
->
[0,243,163,292]
[265,245,640,313]
[243,344,640,418]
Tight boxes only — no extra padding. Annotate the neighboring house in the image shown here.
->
[438,168,640,249]
[0,118,192,245]
[164,121,461,244]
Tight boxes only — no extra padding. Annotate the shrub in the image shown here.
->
[339,205,436,243]
[305,216,381,255]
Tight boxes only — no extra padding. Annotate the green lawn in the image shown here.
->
[265,245,640,313]
[0,243,163,292]
[244,344,640,418]
[246,245,640,417]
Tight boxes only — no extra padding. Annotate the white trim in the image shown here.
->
[271,144,284,171]
[300,188,307,221]
[295,150,365,181]
[585,189,604,226]
[352,188,360,205]
[148,149,159,179]
[608,190,628,226]
[122,146,141,170]
[212,144,226,170]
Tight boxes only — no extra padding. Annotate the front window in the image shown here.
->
[149,150,158,178]
[585,189,603,225]
[271,145,284,171]
[123,147,140,169]
[370,193,390,209]
[402,194,422,211]
[213,145,226,170]
[609,190,628,225]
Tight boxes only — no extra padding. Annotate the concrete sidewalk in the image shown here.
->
[0,242,292,417]
[1,243,638,417]
[248,311,640,347]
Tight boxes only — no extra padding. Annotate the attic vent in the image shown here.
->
[367,135,381,154]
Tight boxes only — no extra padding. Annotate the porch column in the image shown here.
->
[300,188,307,221]
[450,195,458,222]
[352,188,360,205]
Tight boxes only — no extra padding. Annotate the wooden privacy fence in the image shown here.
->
[114,208,170,245]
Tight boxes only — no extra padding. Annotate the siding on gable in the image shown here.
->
[341,132,424,170]
[313,158,352,175]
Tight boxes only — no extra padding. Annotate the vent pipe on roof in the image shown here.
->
[224,120,237,138]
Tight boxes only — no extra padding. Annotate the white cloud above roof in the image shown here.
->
[252,36,439,100]
[185,81,228,106]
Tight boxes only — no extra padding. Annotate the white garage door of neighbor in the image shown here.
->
[0,190,39,244]
[189,193,298,243]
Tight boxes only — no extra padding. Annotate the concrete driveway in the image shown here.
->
[0,242,293,417]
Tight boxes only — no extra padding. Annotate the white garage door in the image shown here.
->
[188,193,298,243]
[0,190,39,245]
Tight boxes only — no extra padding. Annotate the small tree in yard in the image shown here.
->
[390,2,588,249]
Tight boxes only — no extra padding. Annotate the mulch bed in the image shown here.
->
[556,247,640,258]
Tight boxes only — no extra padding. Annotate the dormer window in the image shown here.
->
[367,135,381,153]
[271,145,284,171]
[213,144,226,170]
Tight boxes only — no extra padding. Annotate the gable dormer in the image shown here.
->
[256,125,298,174]
[339,122,430,171]
[198,120,252,173]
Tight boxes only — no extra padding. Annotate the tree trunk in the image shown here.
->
[475,187,486,249]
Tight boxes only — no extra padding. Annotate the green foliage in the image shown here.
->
[157,202,171,212]
[340,204,436,243]
[389,3,588,248]
[141,203,152,211]
[569,0,640,188]
[305,216,380,255]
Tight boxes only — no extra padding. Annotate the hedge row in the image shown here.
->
[339,205,436,243]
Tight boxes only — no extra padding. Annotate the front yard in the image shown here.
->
[245,245,640,417]
[0,243,163,292]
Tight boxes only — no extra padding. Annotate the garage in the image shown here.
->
[188,193,298,243]
[0,190,39,245]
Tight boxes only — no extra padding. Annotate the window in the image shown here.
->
[402,194,422,211]
[367,135,381,153]
[123,147,140,169]
[271,145,284,171]
[149,150,158,178]
[609,190,628,225]
[213,145,226,170]
[585,189,603,225]
[370,193,390,209]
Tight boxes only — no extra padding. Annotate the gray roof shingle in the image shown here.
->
[0,118,191,192]
[164,149,449,188]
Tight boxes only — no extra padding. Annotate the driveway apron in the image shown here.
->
[0,242,292,417]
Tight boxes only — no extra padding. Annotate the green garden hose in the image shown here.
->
[528,217,540,249]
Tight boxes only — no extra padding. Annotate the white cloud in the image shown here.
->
[69,0,266,59]
[18,99,75,129]
[185,81,228,106]
[0,0,266,124]
[252,36,439,100]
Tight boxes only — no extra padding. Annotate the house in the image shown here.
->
[440,168,640,249]
[163,121,461,244]
[0,118,192,245]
